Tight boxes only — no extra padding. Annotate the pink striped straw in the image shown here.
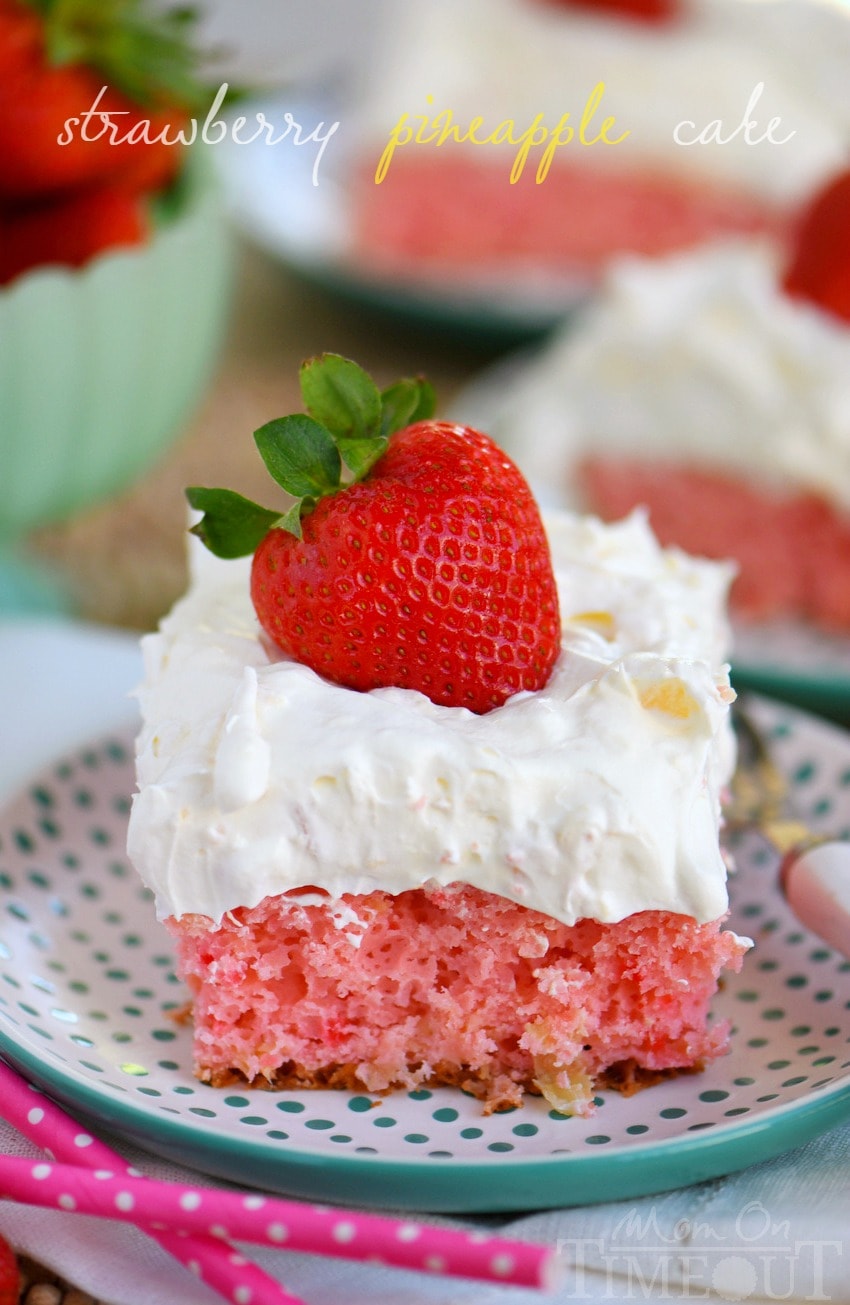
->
[0,1060,303,1305]
[0,1151,560,1291]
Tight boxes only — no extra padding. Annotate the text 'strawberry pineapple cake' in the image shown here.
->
[482,167,850,631]
[127,355,748,1117]
[347,0,848,292]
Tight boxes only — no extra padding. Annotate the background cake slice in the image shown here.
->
[473,166,850,630]
[346,0,848,290]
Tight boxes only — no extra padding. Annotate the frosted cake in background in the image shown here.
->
[348,0,849,291]
[475,174,850,630]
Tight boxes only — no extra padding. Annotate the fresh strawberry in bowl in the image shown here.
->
[0,1,231,610]
[0,0,208,280]
[0,186,149,285]
[188,355,562,713]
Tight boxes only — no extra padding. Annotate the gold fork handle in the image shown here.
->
[760,819,815,856]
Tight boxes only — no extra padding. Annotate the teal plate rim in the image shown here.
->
[731,662,850,730]
[2,1031,850,1215]
[1,696,850,1214]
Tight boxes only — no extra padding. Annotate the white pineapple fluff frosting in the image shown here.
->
[128,509,737,929]
[479,242,850,514]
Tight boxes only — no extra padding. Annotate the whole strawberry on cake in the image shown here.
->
[127,355,747,1116]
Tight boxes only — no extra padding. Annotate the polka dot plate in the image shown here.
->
[1,678,850,1213]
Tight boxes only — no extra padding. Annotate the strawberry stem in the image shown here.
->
[185,488,283,558]
[24,0,214,111]
[187,354,436,555]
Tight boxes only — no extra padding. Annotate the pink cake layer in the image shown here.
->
[167,882,746,1115]
[581,458,850,629]
[352,157,787,277]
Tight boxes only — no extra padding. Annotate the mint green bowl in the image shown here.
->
[0,153,231,548]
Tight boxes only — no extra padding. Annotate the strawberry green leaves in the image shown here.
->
[300,354,382,467]
[27,0,213,112]
[298,354,434,479]
[186,353,435,554]
[185,488,282,558]
[254,415,342,500]
[379,376,437,440]
[250,412,342,540]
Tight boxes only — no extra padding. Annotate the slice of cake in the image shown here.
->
[345,0,848,291]
[476,169,850,630]
[127,355,747,1116]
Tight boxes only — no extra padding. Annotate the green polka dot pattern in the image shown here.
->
[0,705,849,1210]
